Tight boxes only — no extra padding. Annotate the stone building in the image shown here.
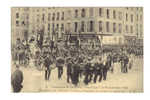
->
[11,7,143,47]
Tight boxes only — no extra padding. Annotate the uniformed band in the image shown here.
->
[11,36,143,93]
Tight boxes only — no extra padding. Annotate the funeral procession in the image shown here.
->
[11,7,143,92]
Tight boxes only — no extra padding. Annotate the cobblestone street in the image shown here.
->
[11,57,143,92]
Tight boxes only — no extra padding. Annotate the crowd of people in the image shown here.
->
[11,36,143,92]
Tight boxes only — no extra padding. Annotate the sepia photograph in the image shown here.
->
[11,7,143,92]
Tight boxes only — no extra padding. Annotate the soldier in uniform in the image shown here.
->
[78,55,84,79]
[71,59,80,86]
[103,58,109,80]
[56,57,64,80]
[89,57,94,83]
[107,53,112,71]
[123,55,129,73]
[93,58,103,83]
[84,57,92,85]
[66,58,73,83]
[44,55,52,80]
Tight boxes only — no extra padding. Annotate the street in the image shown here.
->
[11,57,143,92]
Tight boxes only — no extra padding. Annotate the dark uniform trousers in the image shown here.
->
[103,67,108,80]
[84,63,91,85]
[123,63,128,73]
[93,64,103,83]
[89,68,94,82]
[45,68,51,80]
[103,61,111,80]
[44,57,51,80]
[72,65,80,86]
[67,63,72,83]
[58,66,63,79]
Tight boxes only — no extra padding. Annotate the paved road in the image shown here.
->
[11,57,143,92]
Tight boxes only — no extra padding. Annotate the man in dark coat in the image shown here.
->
[107,53,112,71]
[66,59,73,83]
[11,65,23,92]
[56,61,64,80]
[71,60,80,86]
[103,60,109,80]
[93,61,103,83]
[84,58,92,85]
[44,55,52,80]
[123,55,129,73]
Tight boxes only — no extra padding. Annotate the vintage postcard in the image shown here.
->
[11,7,143,92]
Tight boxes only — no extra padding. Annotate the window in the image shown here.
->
[61,12,64,20]
[42,14,45,22]
[131,25,133,33]
[89,8,94,17]
[106,22,109,32]
[118,23,122,33]
[126,25,128,33]
[131,14,133,22]
[61,24,64,31]
[99,21,103,32]
[107,9,109,19]
[74,22,78,32]
[16,13,19,18]
[126,13,128,21]
[113,23,116,33]
[48,24,50,31]
[81,21,85,32]
[75,10,78,18]
[48,13,51,21]
[89,21,94,32]
[57,12,60,20]
[118,12,122,20]
[99,8,102,17]
[52,23,55,32]
[81,9,86,17]
[137,14,139,21]
[52,13,55,21]
[56,24,59,31]
[22,21,25,26]
[140,15,142,21]
[140,24,143,34]
[113,10,116,19]
[136,24,138,36]
[16,21,19,26]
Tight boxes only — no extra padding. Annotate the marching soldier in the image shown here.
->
[103,58,109,80]
[66,58,73,83]
[93,58,103,83]
[107,53,112,71]
[89,58,95,83]
[56,56,64,80]
[123,55,129,73]
[84,57,92,85]
[71,59,80,86]
[44,55,52,80]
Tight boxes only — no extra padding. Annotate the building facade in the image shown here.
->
[11,7,143,46]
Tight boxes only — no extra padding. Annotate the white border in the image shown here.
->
[0,0,149,100]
